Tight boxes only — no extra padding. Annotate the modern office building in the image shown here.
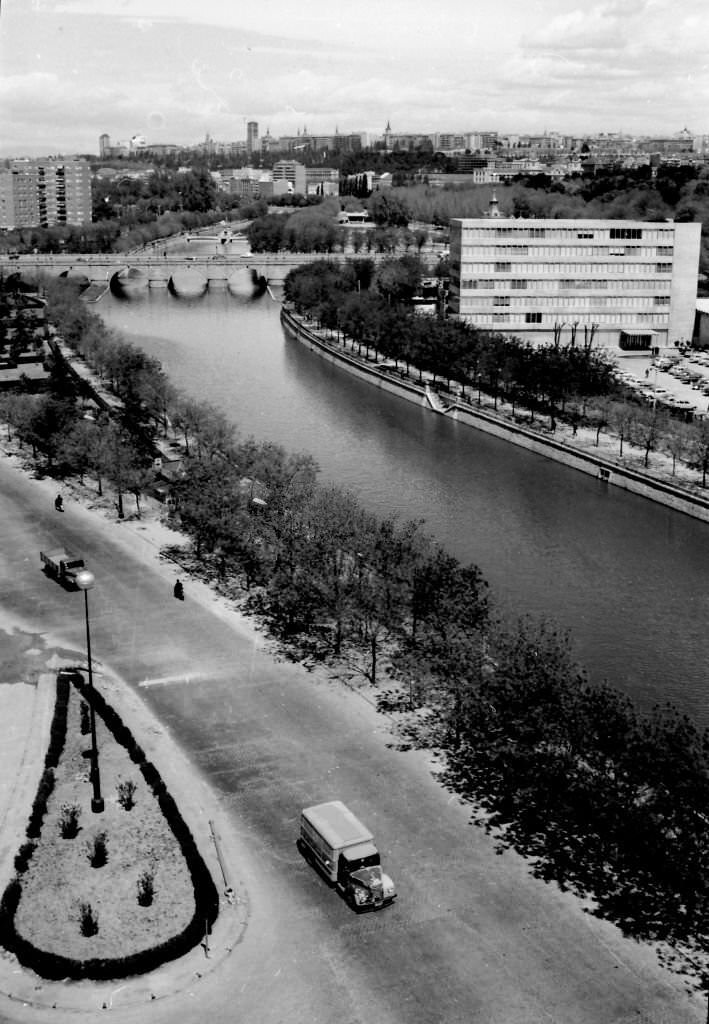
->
[449,201,701,352]
[0,158,92,229]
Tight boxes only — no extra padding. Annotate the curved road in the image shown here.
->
[0,459,702,1024]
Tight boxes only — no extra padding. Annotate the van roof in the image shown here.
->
[302,800,373,847]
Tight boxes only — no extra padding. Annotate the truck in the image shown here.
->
[299,801,396,911]
[40,549,86,587]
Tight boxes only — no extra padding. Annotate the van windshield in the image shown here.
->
[343,850,380,873]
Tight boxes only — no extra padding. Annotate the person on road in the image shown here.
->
[54,493,64,512]
[173,579,184,600]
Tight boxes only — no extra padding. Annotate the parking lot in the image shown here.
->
[615,350,709,415]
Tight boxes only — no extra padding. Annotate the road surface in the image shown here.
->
[0,456,702,1024]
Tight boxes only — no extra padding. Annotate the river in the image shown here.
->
[95,275,709,727]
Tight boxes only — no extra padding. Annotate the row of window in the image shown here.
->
[459,263,673,276]
[460,227,675,242]
[459,278,672,291]
[456,246,674,259]
[460,311,669,326]
[462,295,669,310]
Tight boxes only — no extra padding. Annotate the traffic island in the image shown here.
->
[0,669,219,980]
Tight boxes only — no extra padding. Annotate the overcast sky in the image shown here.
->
[1,0,707,157]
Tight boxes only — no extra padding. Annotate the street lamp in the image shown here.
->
[75,570,104,813]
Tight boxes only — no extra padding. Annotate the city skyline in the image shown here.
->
[1,0,707,158]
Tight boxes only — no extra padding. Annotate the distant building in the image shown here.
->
[305,167,339,196]
[214,166,267,198]
[0,158,92,229]
[272,160,306,195]
[449,199,701,353]
[247,121,259,156]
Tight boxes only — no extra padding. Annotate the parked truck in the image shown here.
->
[299,800,396,911]
[40,549,86,587]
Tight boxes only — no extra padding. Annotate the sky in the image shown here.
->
[1,0,707,157]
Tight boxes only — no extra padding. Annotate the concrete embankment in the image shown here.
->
[280,305,709,525]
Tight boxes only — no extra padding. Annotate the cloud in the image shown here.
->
[2,0,708,154]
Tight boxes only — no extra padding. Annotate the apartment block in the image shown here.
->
[0,158,92,229]
[272,160,307,195]
[449,207,701,352]
[305,167,339,196]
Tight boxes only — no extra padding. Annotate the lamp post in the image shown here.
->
[75,570,104,813]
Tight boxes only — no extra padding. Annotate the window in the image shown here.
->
[494,262,511,272]
[608,247,627,256]
[654,296,670,305]
[655,263,672,273]
[656,246,674,256]
[493,296,511,306]
[525,312,542,323]
[510,279,527,289]
[610,228,642,240]
[577,231,594,239]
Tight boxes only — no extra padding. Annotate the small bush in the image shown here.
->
[59,803,82,839]
[78,902,98,937]
[136,871,155,907]
[87,831,108,868]
[116,779,136,811]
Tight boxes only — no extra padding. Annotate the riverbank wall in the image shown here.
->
[281,305,709,525]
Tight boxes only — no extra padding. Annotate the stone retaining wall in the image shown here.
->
[280,306,709,525]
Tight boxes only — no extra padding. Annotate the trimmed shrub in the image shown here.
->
[117,778,136,811]
[78,902,98,937]
[26,768,55,839]
[13,841,36,875]
[87,832,108,868]
[59,803,82,839]
[136,870,155,907]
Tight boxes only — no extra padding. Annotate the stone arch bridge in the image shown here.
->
[0,251,374,296]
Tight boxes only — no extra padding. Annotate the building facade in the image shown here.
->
[246,121,259,156]
[449,210,701,353]
[272,160,307,195]
[0,158,92,229]
[305,167,339,196]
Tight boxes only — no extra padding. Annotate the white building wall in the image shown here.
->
[449,218,701,354]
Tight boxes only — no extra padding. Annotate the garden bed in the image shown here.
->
[0,672,219,979]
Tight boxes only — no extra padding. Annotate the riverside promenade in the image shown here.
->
[281,305,709,524]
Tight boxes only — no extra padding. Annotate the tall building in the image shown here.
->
[247,121,259,156]
[449,203,701,352]
[0,158,92,230]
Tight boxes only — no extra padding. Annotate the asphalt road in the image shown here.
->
[0,458,702,1024]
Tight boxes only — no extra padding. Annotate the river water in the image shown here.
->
[95,275,709,727]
